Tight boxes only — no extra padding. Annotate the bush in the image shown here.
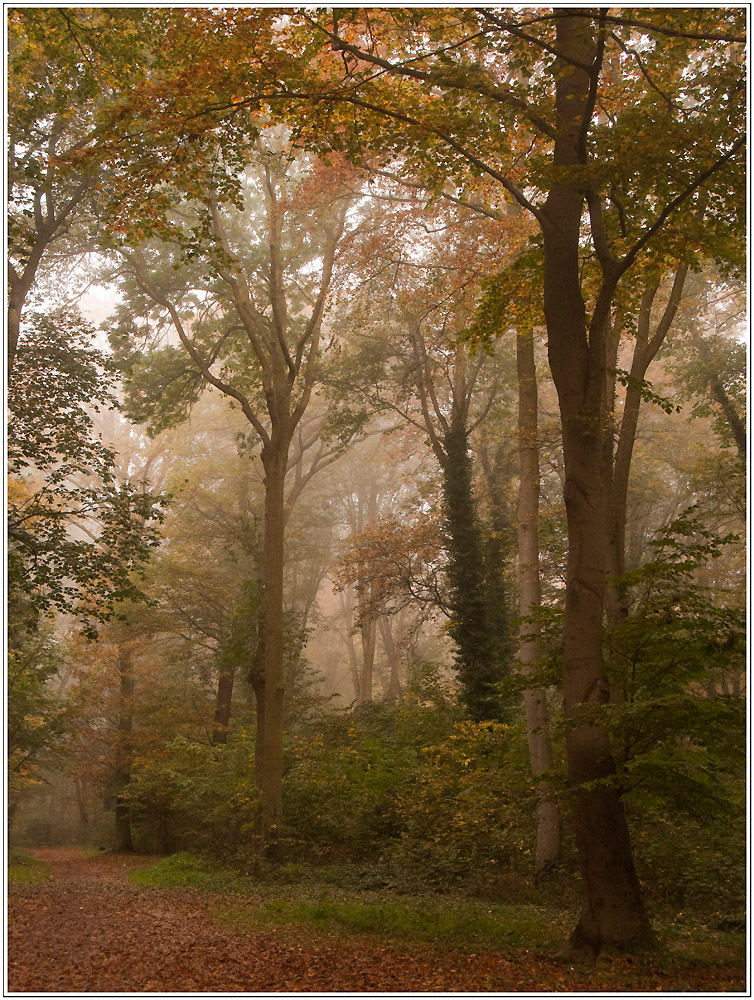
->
[384,719,537,892]
[631,795,746,922]
[282,698,457,861]
[126,733,259,856]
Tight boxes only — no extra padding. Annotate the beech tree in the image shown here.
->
[108,146,362,844]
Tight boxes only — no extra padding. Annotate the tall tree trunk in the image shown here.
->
[379,615,402,702]
[75,778,89,829]
[114,646,134,853]
[359,616,376,704]
[259,447,288,845]
[345,633,361,702]
[544,9,651,957]
[338,587,362,701]
[212,662,236,745]
[245,599,266,787]
[516,325,561,872]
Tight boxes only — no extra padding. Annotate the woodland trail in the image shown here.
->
[7,848,745,994]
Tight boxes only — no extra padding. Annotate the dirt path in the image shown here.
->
[7,848,745,993]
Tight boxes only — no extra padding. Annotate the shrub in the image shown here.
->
[282,699,456,861]
[126,733,259,856]
[384,719,536,891]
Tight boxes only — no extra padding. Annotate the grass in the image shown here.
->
[128,852,746,970]
[656,913,748,968]
[214,894,568,953]
[7,848,51,884]
[128,851,257,893]
[129,852,568,953]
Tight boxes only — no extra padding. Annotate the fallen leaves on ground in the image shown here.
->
[7,848,744,993]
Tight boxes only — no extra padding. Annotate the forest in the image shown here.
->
[7,6,747,994]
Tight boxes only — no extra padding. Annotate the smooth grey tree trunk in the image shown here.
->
[516,325,560,872]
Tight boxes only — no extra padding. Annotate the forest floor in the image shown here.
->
[7,847,746,994]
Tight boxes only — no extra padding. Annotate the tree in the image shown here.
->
[466,254,562,870]
[604,509,745,823]
[667,272,746,461]
[7,310,164,846]
[6,8,153,370]
[330,193,521,720]
[516,325,561,872]
[8,308,165,636]
[109,147,359,844]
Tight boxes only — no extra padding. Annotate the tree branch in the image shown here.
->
[618,136,745,276]
[130,255,271,448]
[302,11,559,141]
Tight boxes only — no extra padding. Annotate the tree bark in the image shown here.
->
[8,231,50,374]
[114,646,134,853]
[212,662,236,745]
[544,9,652,957]
[379,615,402,702]
[359,616,376,704]
[442,418,505,721]
[75,778,89,829]
[516,325,560,872]
[259,445,289,846]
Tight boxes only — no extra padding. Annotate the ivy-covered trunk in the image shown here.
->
[442,419,506,721]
